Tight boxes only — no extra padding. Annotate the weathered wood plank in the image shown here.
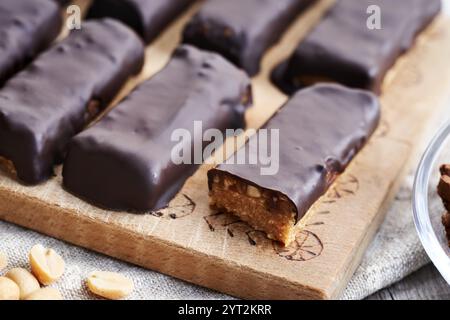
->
[368,265,450,300]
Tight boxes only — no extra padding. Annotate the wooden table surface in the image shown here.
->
[368,264,450,300]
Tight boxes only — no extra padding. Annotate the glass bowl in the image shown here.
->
[413,120,450,284]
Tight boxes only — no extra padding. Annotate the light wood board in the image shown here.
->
[1,0,450,299]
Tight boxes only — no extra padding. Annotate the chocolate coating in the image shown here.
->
[183,0,315,76]
[87,0,194,43]
[208,84,380,223]
[0,19,145,184]
[63,45,252,212]
[272,0,441,94]
[0,0,62,86]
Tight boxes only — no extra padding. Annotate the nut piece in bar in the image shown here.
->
[0,0,62,86]
[0,19,145,184]
[208,84,380,245]
[437,164,450,246]
[183,0,315,76]
[272,0,441,94]
[63,45,252,212]
[87,0,195,43]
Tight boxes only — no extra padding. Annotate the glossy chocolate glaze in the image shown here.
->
[87,0,194,43]
[208,84,380,223]
[0,0,62,86]
[63,45,252,212]
[0,19,145,184]
[183,0,315,76]
[272,0,441,94]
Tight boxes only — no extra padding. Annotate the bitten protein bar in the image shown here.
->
[272,0,441,94]
[0,19,145,184]
[87,0,195,43]
[183,0,315,76]
[0,0,62,85]
[63,45,252,211]
[208,84,380,245]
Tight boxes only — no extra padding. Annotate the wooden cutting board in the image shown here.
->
[1,0,450,299]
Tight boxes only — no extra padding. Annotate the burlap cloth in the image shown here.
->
[1,1,449,302]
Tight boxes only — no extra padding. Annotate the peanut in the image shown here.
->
[247,185,261,198]
[25,287,63,300]
[0,251,7,271]
[87,271,134,300]
[224,178,234,189]
[29,244,65,285]
[5,268,40,299]
[0,276,20,300]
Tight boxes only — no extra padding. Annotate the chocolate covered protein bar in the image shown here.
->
[0,0,62,85]
[87,0,195,43]
[183,0,315,76]
[63,45,252,211]
[0,19,145,184]
[272,0,441,94]
[208,84,380,245]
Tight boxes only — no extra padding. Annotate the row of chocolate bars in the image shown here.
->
[0,0,441,246]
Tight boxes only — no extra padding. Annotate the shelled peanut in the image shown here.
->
[87,271,134,300]
[29,244,65,285]
[1,244,135,300]
[0,245,64,300]
[0,276,20,300]
[5,268,40,299]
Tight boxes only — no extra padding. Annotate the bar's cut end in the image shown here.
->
[208,169,297,246]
